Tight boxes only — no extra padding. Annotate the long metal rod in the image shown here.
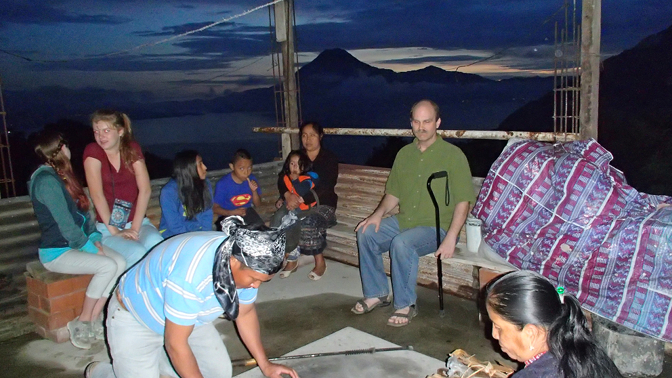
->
[253,127,580,142]
[232,346,412,367]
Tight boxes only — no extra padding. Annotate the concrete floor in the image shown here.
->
[4,259,672,377]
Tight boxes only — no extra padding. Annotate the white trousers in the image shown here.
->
[89,295,232,378]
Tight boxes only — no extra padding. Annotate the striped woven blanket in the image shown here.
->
[472,139,672,341]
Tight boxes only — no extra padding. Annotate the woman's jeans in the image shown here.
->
[88,295,232,378]
[42,246,126,299]
[356,216,446,310]
[97,218,163,267]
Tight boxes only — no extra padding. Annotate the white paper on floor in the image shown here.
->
[234,327,444,378]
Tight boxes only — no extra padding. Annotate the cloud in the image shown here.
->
[379,55,483,65]
[29,53,234,72]
[0,1,129,27]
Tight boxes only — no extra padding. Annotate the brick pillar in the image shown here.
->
[25,262,92,343]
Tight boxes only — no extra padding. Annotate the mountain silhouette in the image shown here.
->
[300,48,489,85]
[496,23,672,194]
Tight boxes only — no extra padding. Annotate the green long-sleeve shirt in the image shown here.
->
[386,138,475,230]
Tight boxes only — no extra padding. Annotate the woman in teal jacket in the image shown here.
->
[159,150,213,238]
[29,130,125,350]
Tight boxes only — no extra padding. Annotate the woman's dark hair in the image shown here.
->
[280,150,312,177]
[173,150,212,220]
[486,271,622,378]
[299,121,324,145]
[231,149,252,165]
[33,130,90,211]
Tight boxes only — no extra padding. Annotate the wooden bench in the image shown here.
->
[145,162,513,299]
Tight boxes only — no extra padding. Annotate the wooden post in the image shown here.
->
[579,0,601,141]
[275,0,300,159]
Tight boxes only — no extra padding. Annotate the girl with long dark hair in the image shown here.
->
[485,270,623,378]
[84,109,163,266]
[159,150,213,238]
[30,130,126,350]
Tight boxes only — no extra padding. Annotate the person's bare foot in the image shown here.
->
[387,305,417,327]
[311,254,327,276]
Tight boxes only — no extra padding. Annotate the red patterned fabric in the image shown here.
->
[473,139,672,341]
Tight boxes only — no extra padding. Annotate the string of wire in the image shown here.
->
[0,0,283,64]
[452,3,567,73]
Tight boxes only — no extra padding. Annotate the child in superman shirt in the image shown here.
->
[213,149,263,228]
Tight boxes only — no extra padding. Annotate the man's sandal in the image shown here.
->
[387,305,417,327]
[351,296,391,315]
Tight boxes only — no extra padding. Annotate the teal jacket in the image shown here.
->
[29,165,101,262]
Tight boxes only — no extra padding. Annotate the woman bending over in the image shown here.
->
[485,270,622,378]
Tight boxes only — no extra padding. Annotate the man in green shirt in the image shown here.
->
[352,99,475,327]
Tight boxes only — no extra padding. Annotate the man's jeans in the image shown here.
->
[89,295,232,378]
[357,216,446,309]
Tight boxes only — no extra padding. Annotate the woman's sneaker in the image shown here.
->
[67,318,92,350]
[91,317,105,341]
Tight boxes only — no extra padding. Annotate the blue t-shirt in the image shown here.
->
[118,231,258,335]
[213,173,261,210]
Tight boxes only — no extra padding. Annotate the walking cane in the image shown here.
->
[427,171,449,318]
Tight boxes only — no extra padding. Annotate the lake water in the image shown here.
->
[133,112,393,170]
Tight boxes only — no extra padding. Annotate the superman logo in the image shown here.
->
[230,194,251,206]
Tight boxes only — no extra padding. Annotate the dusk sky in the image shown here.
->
[1,0,672,101]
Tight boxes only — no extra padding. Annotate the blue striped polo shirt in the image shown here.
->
[118,231,258,335]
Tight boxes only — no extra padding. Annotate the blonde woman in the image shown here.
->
[84,109,163,267]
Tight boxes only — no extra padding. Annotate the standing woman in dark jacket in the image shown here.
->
[29,130,126,350]
[159,150,213,238]
[277,121,339,280]
[485,271,623,378]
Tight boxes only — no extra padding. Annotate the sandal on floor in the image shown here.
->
[351,296,391,315]
[387,305,417,327]
[308,265,327,281]
[279,262,298,279]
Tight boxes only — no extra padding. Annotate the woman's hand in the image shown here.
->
[118,228,139,241]
[275,198,284,209]
[284,192,301,211]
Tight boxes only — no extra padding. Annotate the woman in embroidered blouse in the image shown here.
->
[485,271,622,378]
[30,130,126,350]
[159,150,213,238]
[84,109,163,267]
